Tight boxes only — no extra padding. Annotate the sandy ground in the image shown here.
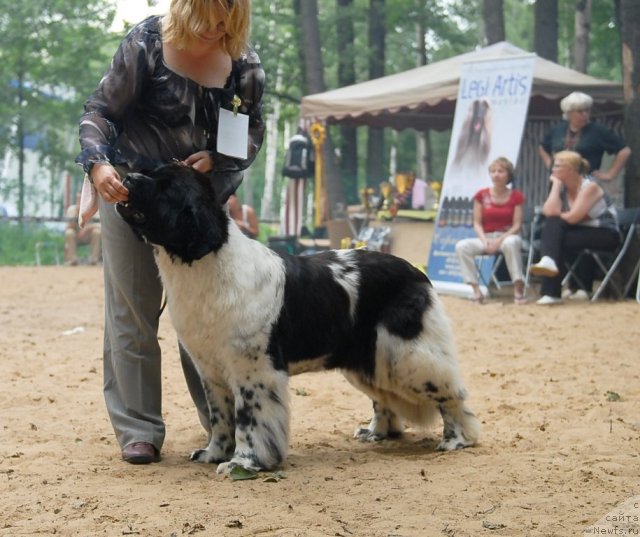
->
[1,265,639,537]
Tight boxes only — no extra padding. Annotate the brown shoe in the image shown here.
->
[121,442,160,464]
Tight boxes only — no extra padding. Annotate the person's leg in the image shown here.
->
[89,225,102,265]
[537,216,565,298]
[563,227,620,292]
[100,194,165,453]
[64,228,78,265]
[179,343,211,436]
[455,237,485,299]
[500,234,525,299]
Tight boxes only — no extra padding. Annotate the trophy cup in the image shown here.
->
[379,181,393,210]
[430,181,442,210]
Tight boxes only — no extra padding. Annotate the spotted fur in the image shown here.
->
[116,163,480,473]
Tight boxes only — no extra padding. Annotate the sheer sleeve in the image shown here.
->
[75,21,157,173]
[210,48,266,201]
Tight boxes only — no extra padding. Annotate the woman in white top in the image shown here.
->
[530,150,619,305]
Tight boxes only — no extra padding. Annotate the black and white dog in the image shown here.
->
[116,163,480,474]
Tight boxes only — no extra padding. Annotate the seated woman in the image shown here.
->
[227,194,259,239]
[455,157,526,304]
[529,150,620,305]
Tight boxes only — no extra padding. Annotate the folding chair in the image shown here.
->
[524,206,544,290]
[475,254,503,295]
[562,207,640,302]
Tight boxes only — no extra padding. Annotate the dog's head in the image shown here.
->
[116,163,229,263]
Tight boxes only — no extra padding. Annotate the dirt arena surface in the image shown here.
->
[1,265,639,537]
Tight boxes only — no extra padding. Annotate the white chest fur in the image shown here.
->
[154,222,286,369]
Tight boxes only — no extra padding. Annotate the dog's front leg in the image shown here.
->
[216,368,290,474]
[190,377,236,464]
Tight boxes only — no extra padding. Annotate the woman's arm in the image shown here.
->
[542,176,563,217]
[593,146,632,182]
[560,181,603,224]
[538,145,553,169]
[208,49,266,201]
[472,199,486,245]
[76,22,152,174]
[502,204,523,238]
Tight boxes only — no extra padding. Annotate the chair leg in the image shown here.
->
[622,257,640,303]
[591,254,624,301]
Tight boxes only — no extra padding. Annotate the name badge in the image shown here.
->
[217,107,249,159]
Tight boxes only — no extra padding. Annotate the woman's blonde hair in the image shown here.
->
[553,150,591,175]
[162,0,251,58]
[488,156,515,183]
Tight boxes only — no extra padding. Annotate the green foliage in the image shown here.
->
[0,0,119,216]
[585,2,622,82]
[504,0,534,51]
[0,0,626,224]
[0,221,65,266]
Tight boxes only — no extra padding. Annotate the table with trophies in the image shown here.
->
[346,173,440,267]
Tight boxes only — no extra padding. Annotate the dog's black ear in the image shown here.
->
[171,204,229,263]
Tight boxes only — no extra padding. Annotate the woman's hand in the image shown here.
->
[90,163,128,204]
[549,174,562,188]
[184,151,213,173]
[485,238,501,255]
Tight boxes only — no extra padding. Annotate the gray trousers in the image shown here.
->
[99,175,210,451]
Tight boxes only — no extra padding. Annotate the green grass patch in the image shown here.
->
[0,221,65,266]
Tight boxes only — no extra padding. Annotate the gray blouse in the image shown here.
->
[75,16,265,202]
[560,176,617,230]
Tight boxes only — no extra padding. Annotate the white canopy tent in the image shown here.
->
[301,42,625,208]
[300,41,624,132]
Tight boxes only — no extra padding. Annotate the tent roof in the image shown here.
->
[300,42,624,131]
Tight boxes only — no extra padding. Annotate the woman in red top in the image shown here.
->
[455,157,526,303]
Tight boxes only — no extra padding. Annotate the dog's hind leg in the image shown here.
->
[354,399,404,442]
[216,367,290,474]
[395,365,480,451]
[341,372,404,441]
[436,398,480,451]
[190,377,236,464]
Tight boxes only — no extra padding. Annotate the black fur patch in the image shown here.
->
[267,249,432,378]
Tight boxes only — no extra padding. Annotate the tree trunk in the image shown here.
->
[366,0,385,188]
[17,66,25,220]
[415,16,430,181]
[299,0,325,94]
[260,68,281,221]
[336,0,358,204]
[573,0,591,73]
[482,0,505,45]
[534,0,558,62]
[298,0,344,219]
[620,0,640,207]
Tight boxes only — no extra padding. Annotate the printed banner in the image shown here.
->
[427,55,535,297]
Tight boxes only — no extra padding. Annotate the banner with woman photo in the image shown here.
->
[427,54,535,296]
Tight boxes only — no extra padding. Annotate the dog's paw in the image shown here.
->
[216,457,261,475]
[435,436,474,451]
[190,448,226,464]
[353,427,401,442]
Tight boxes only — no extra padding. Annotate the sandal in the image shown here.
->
[514,295,528,305]
[470,295,485,305]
